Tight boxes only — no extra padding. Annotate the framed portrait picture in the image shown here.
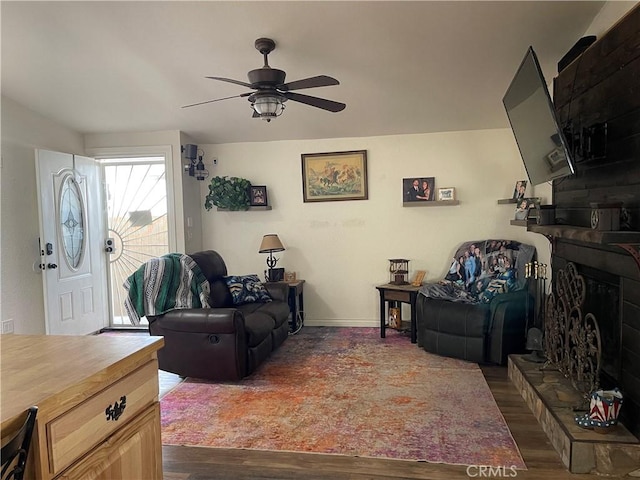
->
[301,150,368,202]
[514,197,540,221]
[437,187,455,201]
[249,185,268,206]
[403,177,435,202]
[513,180,527,200]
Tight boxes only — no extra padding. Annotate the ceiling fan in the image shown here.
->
[182,38,346,122]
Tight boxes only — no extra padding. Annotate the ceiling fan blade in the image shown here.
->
[283,92,346,112]
[205,76,253,88]
[278,75,339,91]
[182,92,252,109]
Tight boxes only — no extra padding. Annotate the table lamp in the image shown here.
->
[259,234,285,281]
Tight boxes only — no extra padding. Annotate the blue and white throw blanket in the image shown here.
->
[123,253,210,325]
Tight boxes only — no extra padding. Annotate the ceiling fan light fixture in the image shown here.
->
[251,94,285,122]
[183,37,345,118]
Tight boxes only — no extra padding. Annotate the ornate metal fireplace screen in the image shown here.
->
[544,262,602,398]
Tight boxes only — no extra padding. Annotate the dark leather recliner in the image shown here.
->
[417,290,531,365]
[148,250,290,380]
[416,239,535,365]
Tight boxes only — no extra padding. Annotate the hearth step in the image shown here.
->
[508,354,640,475]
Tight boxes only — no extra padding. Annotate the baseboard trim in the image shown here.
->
[304,319,378,328]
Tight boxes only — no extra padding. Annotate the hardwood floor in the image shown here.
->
[160,365,611,479]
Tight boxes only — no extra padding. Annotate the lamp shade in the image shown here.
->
[259,234,285,253]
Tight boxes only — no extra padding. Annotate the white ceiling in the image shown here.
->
[1,1,606,145]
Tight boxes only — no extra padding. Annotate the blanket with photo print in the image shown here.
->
[419,240,534,304]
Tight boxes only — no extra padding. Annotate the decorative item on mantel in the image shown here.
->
[389,259,409,285]
[590,202,622,231]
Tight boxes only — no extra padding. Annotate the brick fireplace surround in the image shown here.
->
[509,5,640,476]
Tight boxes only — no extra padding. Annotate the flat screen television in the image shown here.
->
[503,46,575,186]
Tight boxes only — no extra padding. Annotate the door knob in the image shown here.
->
[47,263,58,269]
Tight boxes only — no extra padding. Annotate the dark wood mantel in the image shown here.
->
[528,225,640,245]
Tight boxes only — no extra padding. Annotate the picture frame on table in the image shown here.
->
[301,150,368,202]
[437,187,455,201]
[411,270,426,286]
[266,267,285,282]
[249,185,268,206]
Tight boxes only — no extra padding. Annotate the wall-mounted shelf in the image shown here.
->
[528,224,640,244]
[498,198,518,204]
[403,200,460,207]
[510,219,534,227]
[217,206,272,211]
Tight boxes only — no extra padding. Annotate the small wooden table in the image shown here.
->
[375,283,422,343]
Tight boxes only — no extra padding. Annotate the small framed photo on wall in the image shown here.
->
[437,187,455,201]
[513,180,527,200]
[249,185,268,206]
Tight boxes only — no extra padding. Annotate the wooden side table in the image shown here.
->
[375,283,422,343]
[287,280,305,334]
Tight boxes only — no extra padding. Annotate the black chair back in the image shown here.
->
[1,406,38,480]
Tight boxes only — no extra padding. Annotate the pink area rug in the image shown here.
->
[160,327,525,468]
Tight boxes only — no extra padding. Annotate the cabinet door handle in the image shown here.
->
[105,395,127,421]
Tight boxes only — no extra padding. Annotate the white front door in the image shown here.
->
[36,149,108,335]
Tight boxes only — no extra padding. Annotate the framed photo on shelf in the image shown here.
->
[437,187,455,201]
[514,197,540,221]
[403,177,435,202]
[249,185,268,206]
[301,150,368,202]
[513,180,527,200]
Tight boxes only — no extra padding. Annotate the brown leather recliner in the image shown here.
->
[148,250,290,381]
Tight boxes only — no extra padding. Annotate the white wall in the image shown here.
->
[202,128,551,326]
[586,1,637,36]
[1,96,86,334]
[179,132,204,254]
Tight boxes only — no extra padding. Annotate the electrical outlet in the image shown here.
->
[2,319,15,334]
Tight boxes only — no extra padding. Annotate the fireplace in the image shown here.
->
[510,244,640,475]
[580,265,621,385]
[550,247,640,438]
[510,6,640,474]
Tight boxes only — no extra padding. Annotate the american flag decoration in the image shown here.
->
[575,388,623,430]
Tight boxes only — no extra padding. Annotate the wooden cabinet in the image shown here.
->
[57,404,162,480]
[0,335,164,480]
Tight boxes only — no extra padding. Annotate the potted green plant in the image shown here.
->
[205,176,251,211]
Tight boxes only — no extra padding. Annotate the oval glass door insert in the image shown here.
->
[59,174,85,269]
